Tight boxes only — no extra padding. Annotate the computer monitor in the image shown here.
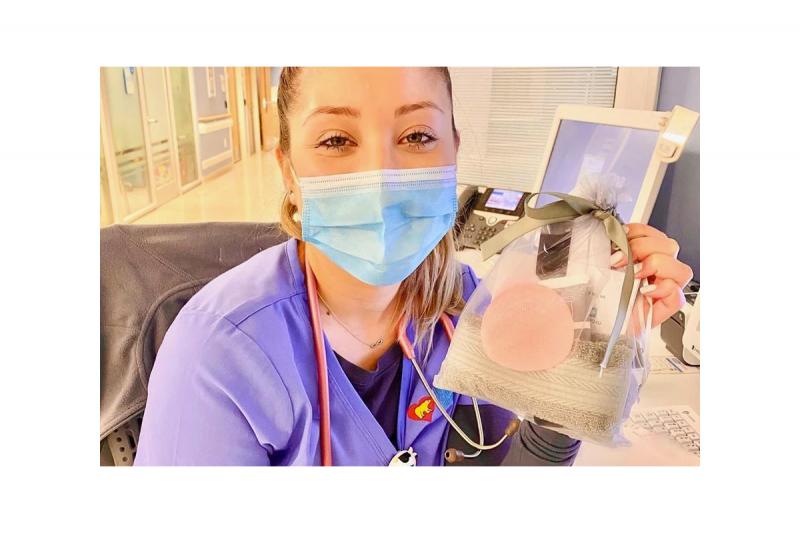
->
[530,105,698,224]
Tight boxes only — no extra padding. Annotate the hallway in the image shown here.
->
[133,150,284,225]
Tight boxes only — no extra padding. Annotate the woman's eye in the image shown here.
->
[401,130,438,150]
[316,134,354,152]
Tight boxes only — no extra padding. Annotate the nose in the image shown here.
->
[362,134,401,171]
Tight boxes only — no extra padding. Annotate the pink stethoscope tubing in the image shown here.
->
[304,257,334,466]
[304,257,455,466]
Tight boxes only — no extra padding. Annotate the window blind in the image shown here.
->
[450,67,619,192]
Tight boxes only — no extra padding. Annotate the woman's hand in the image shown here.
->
[610,222,694,328]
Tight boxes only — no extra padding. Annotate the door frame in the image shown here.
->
[165,67,202,193]
[256,67,270,150]
[243,67,255,155]
[186,67,207,186]
[249,67,261,152]
[99,67,158,224]
[137,67,181,206]
[99,83,123,225]
[226,67,242,163]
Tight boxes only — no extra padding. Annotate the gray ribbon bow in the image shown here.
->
[479,192,634,374]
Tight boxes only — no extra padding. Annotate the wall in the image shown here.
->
[192,67,233,177]
[649,67,700,282]
[270,67,281,102]
[103,67,146,154]
[250,70,261,151]
[235,67,248,156]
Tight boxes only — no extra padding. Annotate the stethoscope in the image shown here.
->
[304,253,521,466]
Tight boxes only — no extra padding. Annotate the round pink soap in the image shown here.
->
[481,282,575,372]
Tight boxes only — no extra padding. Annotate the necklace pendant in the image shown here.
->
[369,339,383,349]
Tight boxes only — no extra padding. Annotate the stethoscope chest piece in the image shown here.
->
[388,447,417,467]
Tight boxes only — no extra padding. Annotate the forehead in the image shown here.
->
[291,67,450,115]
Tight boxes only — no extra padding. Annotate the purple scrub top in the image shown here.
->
[134,237,513,466]
[335,344,404,448]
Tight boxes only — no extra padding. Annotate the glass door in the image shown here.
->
[140,67,180,205]
[100,133,114,227]
[168,67,200,188]
[101,67,155,219]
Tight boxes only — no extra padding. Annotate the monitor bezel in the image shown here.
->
[528,104,673,224]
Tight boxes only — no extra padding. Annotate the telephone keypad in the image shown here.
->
[458,213,508,250]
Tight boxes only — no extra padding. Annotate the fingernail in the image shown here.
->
[610,251,624,265]
[624,225,630,234]
[640,284,657,295]
[634,262,642,274]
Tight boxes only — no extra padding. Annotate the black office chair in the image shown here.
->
[100,222,289,466]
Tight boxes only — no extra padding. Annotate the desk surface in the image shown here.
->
[455,248,701,466]
[574,331,700,466]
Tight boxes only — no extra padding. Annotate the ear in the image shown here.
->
[275,145,298,206]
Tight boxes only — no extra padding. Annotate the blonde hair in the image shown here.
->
[277,67,465,360]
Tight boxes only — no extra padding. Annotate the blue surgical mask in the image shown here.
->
[291,163,458,286]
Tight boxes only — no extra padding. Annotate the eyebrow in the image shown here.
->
[395,100,444,118]
[303,106,360,125]
[302,101,444,125]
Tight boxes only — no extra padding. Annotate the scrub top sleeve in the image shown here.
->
[460,262,481,292]
[134,309,293,466]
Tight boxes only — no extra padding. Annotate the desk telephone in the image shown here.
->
[456,186,531,251]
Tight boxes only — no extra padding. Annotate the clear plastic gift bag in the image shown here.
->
[434,179,654,446]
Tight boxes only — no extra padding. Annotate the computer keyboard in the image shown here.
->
[626,405,700,457]
[648,356,700,374]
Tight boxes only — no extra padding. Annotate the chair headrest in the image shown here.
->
[100,222,288,440]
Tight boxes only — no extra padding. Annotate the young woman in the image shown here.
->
[134,67,693,466]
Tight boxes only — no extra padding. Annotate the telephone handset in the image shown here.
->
[456,185,480,229]
[455,186,531,252]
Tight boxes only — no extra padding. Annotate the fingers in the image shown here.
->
[604,223,690,328]
[635,253,694,288]
[611,236,680,267]
[624,223,667,240]
[640,277,686,328]
[640,277,680,299]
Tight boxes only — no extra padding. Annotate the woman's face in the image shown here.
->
[279,67,458,198]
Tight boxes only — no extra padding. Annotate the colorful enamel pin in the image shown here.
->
[407,395,434,422]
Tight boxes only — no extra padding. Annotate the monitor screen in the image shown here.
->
[485,189,525,211]
[535,119,660,222]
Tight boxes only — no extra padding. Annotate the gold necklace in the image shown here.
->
[316,292,400,349]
